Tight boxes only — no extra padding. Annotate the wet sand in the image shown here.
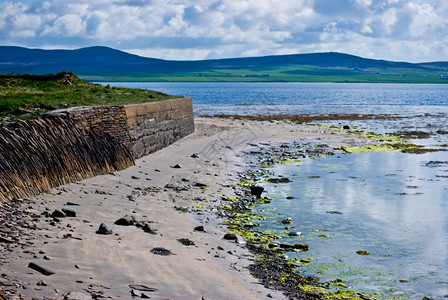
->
[0,117,368,299]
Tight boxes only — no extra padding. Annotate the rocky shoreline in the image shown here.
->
[0,117,377,299]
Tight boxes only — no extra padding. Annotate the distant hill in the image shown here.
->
[0,46,447,83]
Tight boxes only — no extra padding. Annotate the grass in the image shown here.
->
[0,72,180,119]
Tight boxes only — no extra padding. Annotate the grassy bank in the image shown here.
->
[0,72,179,119]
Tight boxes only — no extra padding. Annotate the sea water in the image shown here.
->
[101,82,448,298]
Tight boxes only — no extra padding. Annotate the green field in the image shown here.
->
[0,72,179,119]
[83,65,448,83]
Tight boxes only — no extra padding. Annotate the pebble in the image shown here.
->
[114,215,135,226]
[223,233,238,241]
[51,210,66,218]
[96,223,113,235]
[194,225,205,232]
[62,208,77,217]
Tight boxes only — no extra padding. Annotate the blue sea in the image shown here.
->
[101,82,448,299]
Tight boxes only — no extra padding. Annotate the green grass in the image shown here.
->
[0,72,180,118]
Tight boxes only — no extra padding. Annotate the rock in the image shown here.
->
[267,177,290,183]
[268,242,280,248]
[191,153,200,158]
[129,284,157,292]
[326,211,343,215]
[250,185,264,197]
[356,250,371,255]
[151,247,174,256]
[171,164,182,169]
[131,176,140,180]
[114,215,136,226]
[61,208,76,217]
[281,218,293,224]
[288,231,301,236]
[164,183,175,189]
[36,280,47,286]
[194,225,205,232]
[65,202,80,206]
[64,291,91,300]
[293,243,309,251]
[194,182,208,188]
[96,223,113,235]
[279,244,296,251]
[223,233,238,241]
[28,262,55,276]
[0,236,14,243]
[177,238,196,246]
[51,210,66,218]
[343,125,351,130]
[306,289,323,298]
[142,223,157,234]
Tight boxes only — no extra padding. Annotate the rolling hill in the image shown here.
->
[0,46,447,83]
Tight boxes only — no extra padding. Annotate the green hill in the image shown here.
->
[0,46,447,83]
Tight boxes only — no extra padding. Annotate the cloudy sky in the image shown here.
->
[1,0,447,62]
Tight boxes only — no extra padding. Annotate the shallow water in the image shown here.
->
[100,81,448,298]
[257,150,448,299]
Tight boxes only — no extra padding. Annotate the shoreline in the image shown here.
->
[0,117,370,299]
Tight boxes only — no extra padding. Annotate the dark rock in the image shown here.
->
[164,183,175,189]
[279,244,296,251]
[267,177,290,183]
[223,233,238,241]
[268,242,280,248]
[129,284,157,292]
[191,153,200,158]
[194,182,209,188]
[356,250,371,255]
[250,185,264,197]
[293,243,309,251]
[151,247,174,256]
[37,280,48,286]
[327,211,343,215]
[61,208,76,217]
[96,223,113,235]
[343,125,351,130]
[114,215,136,226]
[131,176,140,180]
[28,262,55,276]
[65,202,80,206]
[51,210,66,218]
[194,226,205,232]
[177,238,196,246]
[306,289,323,298]
[171,164,182,169]
[288,231,302,236]
[0,236,14,243]
[281,218,292,224]
[142,223,157,234]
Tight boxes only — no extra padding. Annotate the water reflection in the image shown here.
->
[260,151,448,298]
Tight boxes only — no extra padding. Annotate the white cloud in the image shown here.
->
[0,0,446,62]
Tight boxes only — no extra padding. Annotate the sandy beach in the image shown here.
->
[0,117,368,300]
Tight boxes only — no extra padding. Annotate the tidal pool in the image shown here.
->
[257,150,448,299]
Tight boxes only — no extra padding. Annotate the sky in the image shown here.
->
[0,0,447,62]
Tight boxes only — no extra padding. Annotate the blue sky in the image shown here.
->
[0,0,447,62]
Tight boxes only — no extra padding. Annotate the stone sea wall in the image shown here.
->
[0,97,194,202]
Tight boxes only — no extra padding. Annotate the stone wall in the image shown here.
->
[0,97,195,201]
[125,97,194,158]
[49,97,194,159]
